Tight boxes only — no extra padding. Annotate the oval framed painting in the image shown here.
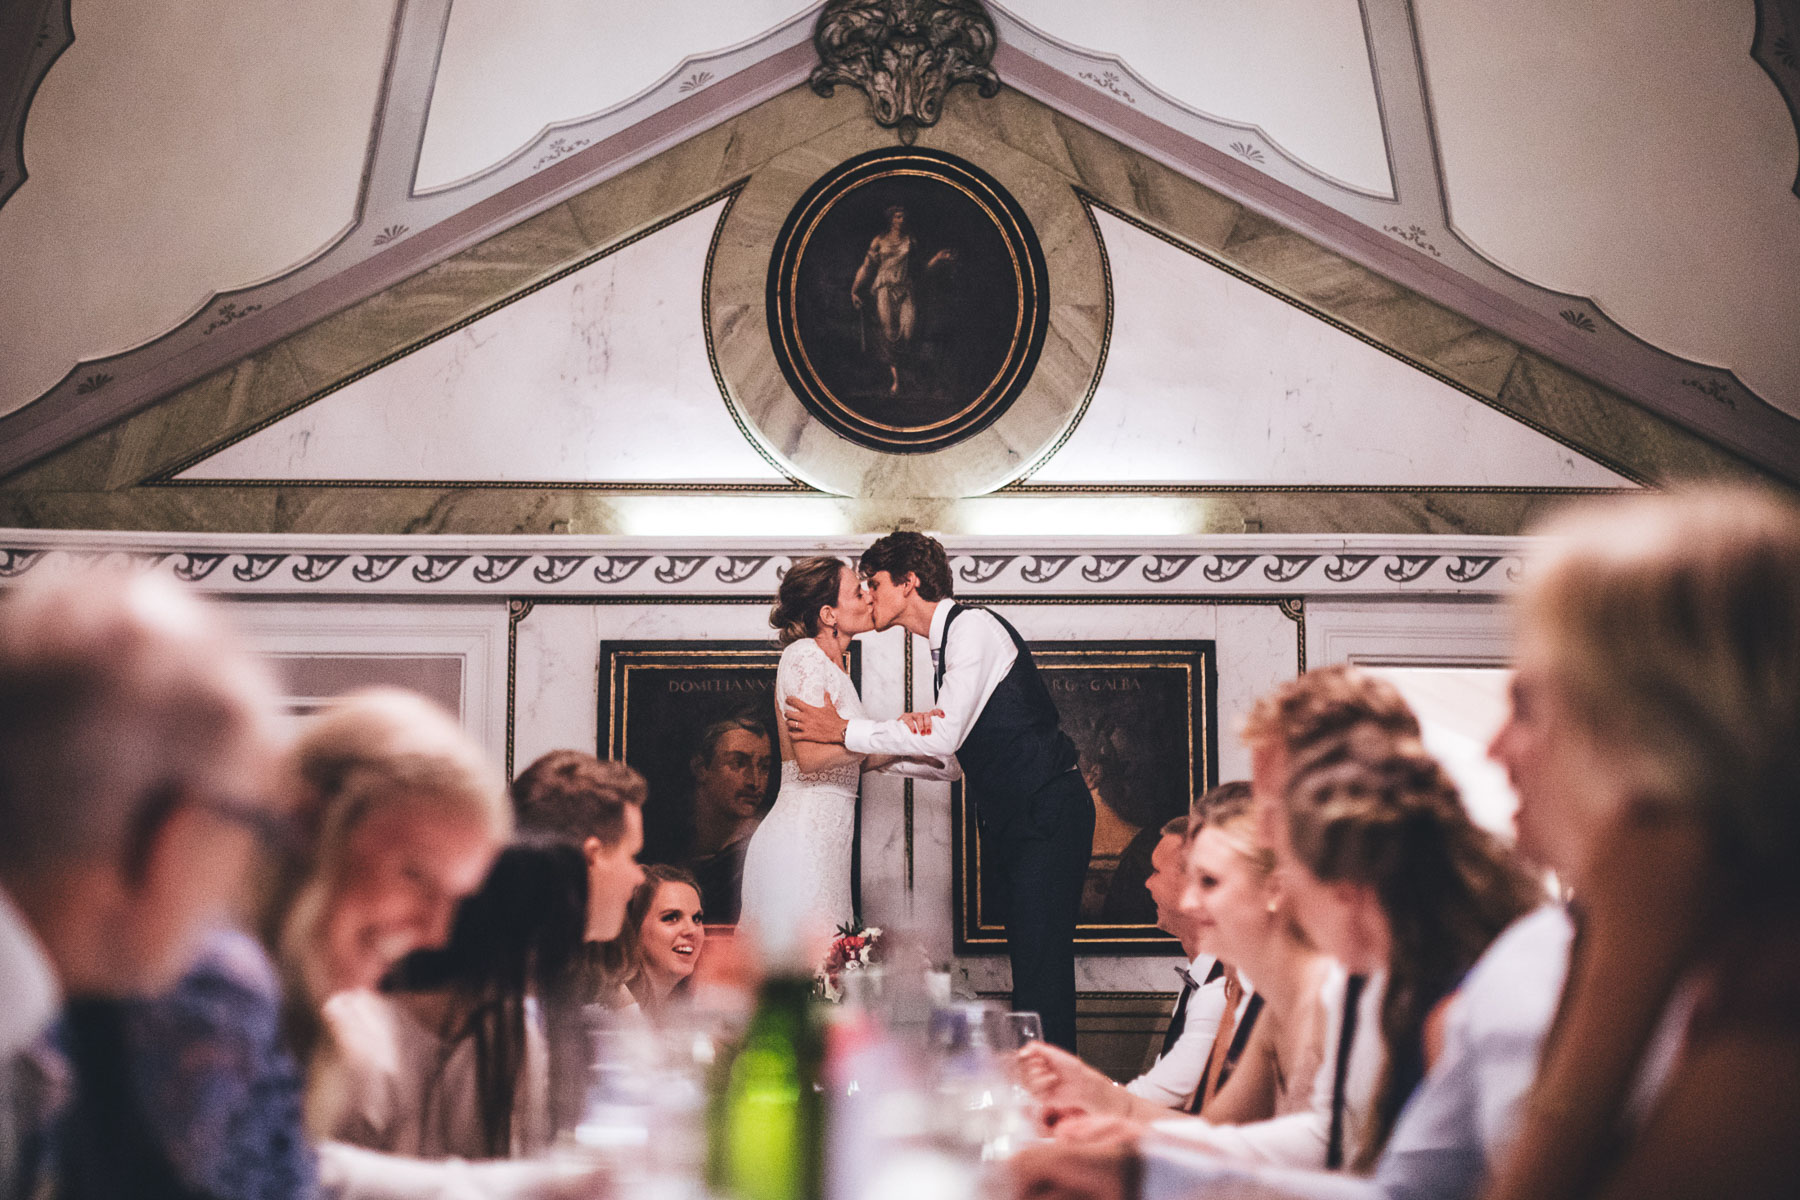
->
[766,147,1050,454]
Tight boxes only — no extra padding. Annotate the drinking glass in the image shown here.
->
[1002,1011,1044,1049]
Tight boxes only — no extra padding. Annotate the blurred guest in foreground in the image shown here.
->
[0,569,284,1200]
[1265,727,1540,1168]
[324,843,590,1158]
[609,865,708,1019]
[1018,794,1236,1122]
[508,749,648,1130]
[101,688,603,1197]
[1481,486,1800,1200]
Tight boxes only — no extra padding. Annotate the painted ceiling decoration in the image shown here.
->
[0,0,1796,484]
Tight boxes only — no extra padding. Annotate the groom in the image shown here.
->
[785,531,1095,1050]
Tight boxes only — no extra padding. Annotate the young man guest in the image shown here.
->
[1019,801,1242,1117]
[508,749,650,1133]
[785,531,1095,1050]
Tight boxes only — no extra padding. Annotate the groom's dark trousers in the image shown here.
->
[938,604,1095,1052]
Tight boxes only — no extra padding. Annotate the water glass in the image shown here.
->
[1001,1011,1044,1049]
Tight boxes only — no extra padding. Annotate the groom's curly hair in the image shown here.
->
[860,531,954,601]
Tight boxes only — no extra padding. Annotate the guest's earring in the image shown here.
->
[1266,899,1279,914]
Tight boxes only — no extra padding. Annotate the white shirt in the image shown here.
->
[1140,906,1575,1200]
[1126,958,1227,1109]
[1,885,61,1200]
[1145,965,1387,1168]
[844,600,1017,759]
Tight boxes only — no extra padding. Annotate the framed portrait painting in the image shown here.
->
[599,640,862,925]
[952,640,1219,955]
[766,146,1050,453]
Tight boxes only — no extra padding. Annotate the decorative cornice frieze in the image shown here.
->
[0,531,1529,599]
[809,0,1001,144]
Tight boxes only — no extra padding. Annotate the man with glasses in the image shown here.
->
[0,568,285,1199]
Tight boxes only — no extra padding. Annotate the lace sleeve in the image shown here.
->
[776,640,836,710]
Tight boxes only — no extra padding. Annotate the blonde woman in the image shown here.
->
[1030,794,1338,1159]
[1482,487,1800,1200]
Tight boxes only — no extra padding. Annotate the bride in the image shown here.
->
[738,556,959,944]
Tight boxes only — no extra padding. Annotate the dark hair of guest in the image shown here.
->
[859,531,954,601]
[386,842,590,1158]
[770,556,848,647]
[510,750,645,848]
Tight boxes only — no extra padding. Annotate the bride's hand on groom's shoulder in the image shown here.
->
[900,708,944,734]
[784,693,848,743]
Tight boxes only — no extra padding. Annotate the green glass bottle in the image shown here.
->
[708,973,824,1200]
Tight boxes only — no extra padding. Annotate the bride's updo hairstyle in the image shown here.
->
[771,556,848,647]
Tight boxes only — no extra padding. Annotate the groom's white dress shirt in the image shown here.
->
[845,600,1017,759]
[1139,905,1575,1200]
[1126,958,1228,1109]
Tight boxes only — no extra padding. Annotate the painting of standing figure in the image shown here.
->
[767,146,1049,453]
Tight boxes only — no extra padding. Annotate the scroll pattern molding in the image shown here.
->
[0,531,1529,598]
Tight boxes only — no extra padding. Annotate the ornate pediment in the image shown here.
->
[809,0,1002,143]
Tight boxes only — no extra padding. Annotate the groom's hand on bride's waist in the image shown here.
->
[785,693,849,743]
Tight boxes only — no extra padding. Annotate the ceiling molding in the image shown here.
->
[0,0,68,211]
[0,0,1794,483]
[0,528,1533,598]
[0,6,817,480]
[1754,0,1800,198]
[992,0,1800,480]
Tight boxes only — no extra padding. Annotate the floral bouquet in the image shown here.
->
[815,922,884,1002]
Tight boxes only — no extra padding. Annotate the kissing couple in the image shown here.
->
[737,532,1094,1049]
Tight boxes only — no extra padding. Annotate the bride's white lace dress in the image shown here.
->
[739,638,865,936]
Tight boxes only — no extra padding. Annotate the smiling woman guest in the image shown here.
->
[324,843,594,1159]
[615,865,707,1016]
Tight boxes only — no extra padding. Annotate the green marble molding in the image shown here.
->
[0,86,1770,535]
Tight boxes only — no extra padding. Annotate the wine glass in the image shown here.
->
[1003,1011,1044,1049]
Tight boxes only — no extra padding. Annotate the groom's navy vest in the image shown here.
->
[936,604,1080,835]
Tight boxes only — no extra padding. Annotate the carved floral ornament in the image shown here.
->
[809,0,1002,143]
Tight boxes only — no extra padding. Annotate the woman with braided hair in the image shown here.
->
[1275,725,1543,1169]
